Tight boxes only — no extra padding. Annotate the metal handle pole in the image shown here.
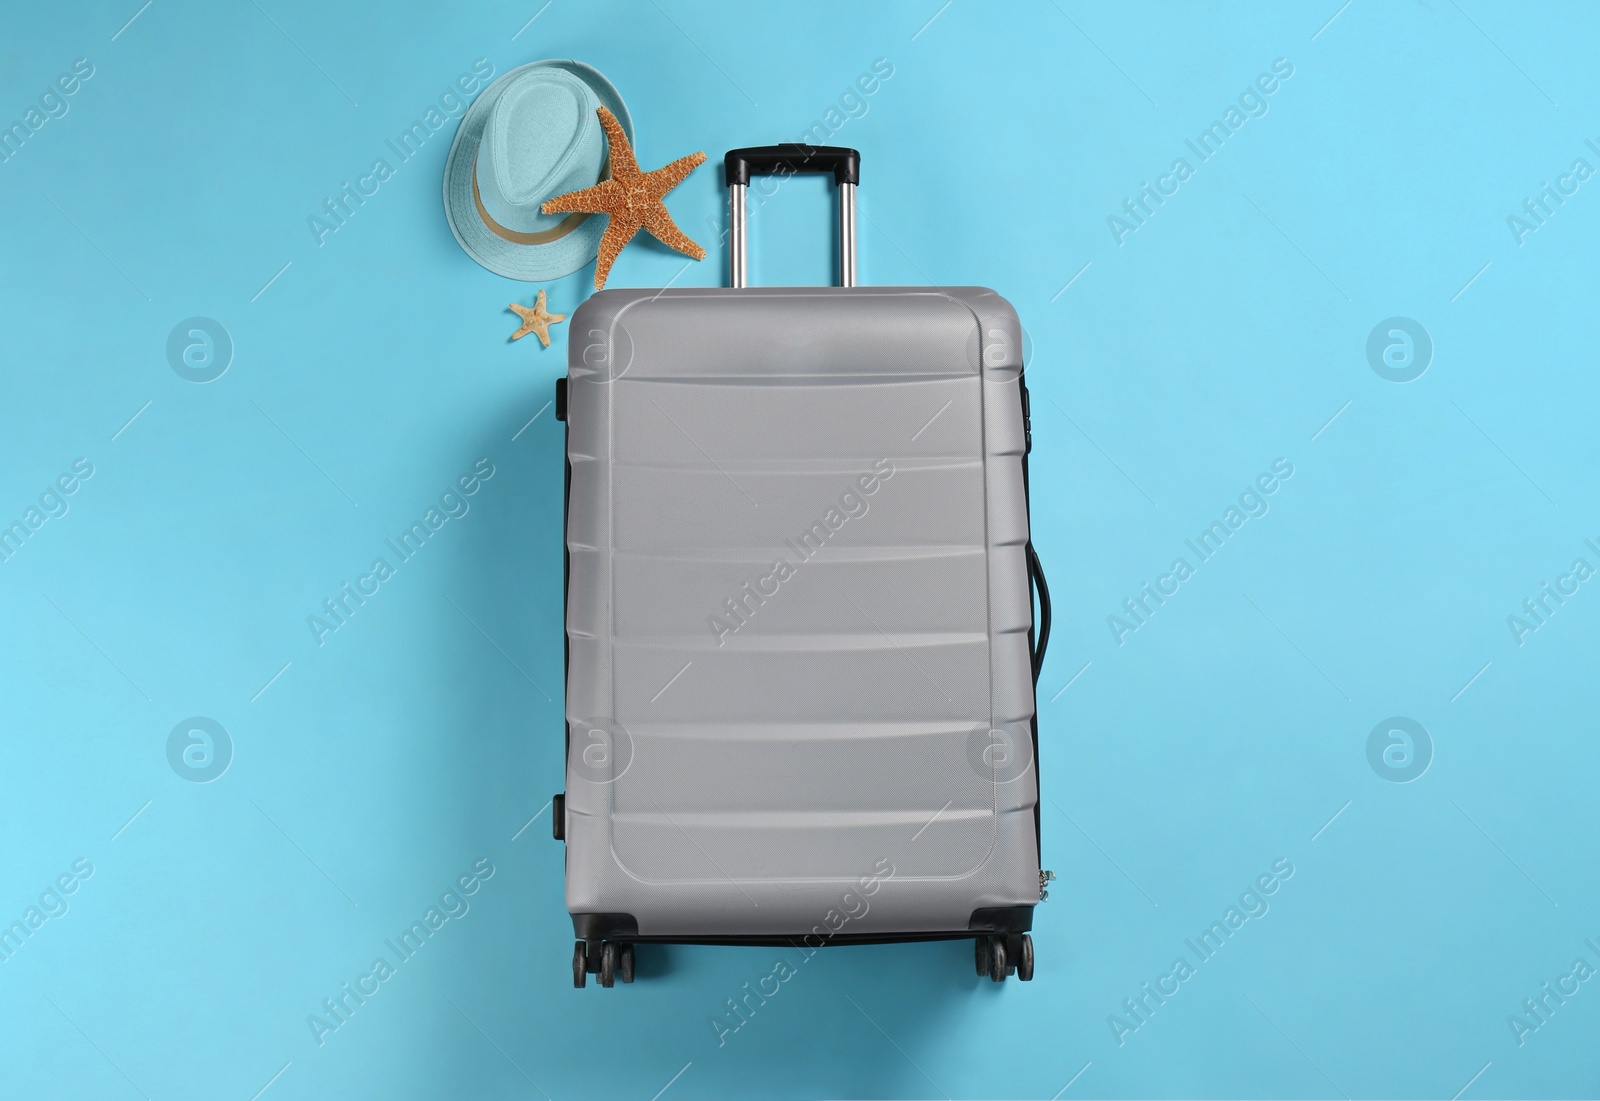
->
[729,183,748,289]
[838,182,856,288]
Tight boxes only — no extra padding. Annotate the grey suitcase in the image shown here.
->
[553,146,1051,988]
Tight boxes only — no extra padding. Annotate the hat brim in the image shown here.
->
[443,60,633,282]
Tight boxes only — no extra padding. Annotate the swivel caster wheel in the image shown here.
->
[974,936,992,977]
[619,942,635,984]
[987,935,1008,982]
[572,941,587,989]
[598,941,617,988]
[1016,933,1034,982]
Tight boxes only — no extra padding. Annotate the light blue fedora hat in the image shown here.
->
[443,60,633,282]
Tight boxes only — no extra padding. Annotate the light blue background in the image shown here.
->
[2,1,1597,1098]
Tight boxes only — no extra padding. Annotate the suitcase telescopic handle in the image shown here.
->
[723,144,860,289]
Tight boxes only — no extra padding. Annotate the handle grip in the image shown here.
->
[724,144,860,188]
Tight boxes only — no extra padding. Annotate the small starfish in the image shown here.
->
[508,289,565,347]
[542,106,706,290]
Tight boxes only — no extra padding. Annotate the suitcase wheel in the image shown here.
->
[987,936,1007,982]
[1016,933,1034,982]
[977,933,1033,983]
[576,939,634,989]
[598,942,617,988]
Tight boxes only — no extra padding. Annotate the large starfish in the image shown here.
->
[542,106,706,290]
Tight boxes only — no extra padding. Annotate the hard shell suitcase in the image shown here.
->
[555,146,1051,987]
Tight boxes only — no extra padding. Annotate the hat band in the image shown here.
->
[472,158,610,245]
[473,172,587,244]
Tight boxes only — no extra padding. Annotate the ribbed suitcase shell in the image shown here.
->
[563,285,1038,938]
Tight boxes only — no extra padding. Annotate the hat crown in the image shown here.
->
[476,68,605,236]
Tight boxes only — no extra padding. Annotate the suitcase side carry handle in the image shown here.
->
[1027,541,1050,684]
[723,144,860,289]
